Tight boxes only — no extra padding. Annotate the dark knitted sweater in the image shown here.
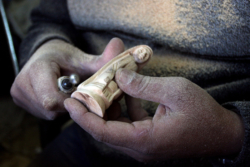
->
[19,0,250,166]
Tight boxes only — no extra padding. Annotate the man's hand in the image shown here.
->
[65,68,245,162]
[11,38,124,120]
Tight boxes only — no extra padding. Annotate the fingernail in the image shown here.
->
[116,68,134,85]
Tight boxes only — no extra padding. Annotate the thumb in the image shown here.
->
[72,38,124,80]
[116,68,182,105]
[94,37,125,70]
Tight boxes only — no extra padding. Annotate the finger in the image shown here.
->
[116,68,187,107]
[11,79,59,120]
[11,74,38,112]
[13,95,61,120]
[90,37,125,72]
[125,95,148,121]
[63,38,125,79]
[11,80,36,112]
[29,61,68,112]
[65,98,152,148]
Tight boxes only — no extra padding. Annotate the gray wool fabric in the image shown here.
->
[68,0,250,57]
[19,0,250,166]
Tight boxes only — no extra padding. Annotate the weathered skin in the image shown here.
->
[10,38,125,120]
[65,68,244,162]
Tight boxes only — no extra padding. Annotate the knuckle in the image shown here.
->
[13,75,24,89]
[42,97,58,111]
[10,85,17,99]
[131,75,151,97]
[10,78,23,100]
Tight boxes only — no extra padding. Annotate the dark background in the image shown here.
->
[0,13,17,96]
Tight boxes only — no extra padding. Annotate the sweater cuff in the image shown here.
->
[19,24,74,68]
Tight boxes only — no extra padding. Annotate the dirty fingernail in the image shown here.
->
[116,68,135,85]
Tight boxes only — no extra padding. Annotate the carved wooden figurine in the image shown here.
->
[71,45,153,117]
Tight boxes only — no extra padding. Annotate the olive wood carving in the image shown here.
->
[71,45,153,117]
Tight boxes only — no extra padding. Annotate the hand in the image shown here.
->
[65,68,245,162]
[11,38,124,120]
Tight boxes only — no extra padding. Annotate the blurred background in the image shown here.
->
[0,0,41,166]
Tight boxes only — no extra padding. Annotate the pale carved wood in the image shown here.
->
[71,45,153,117]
